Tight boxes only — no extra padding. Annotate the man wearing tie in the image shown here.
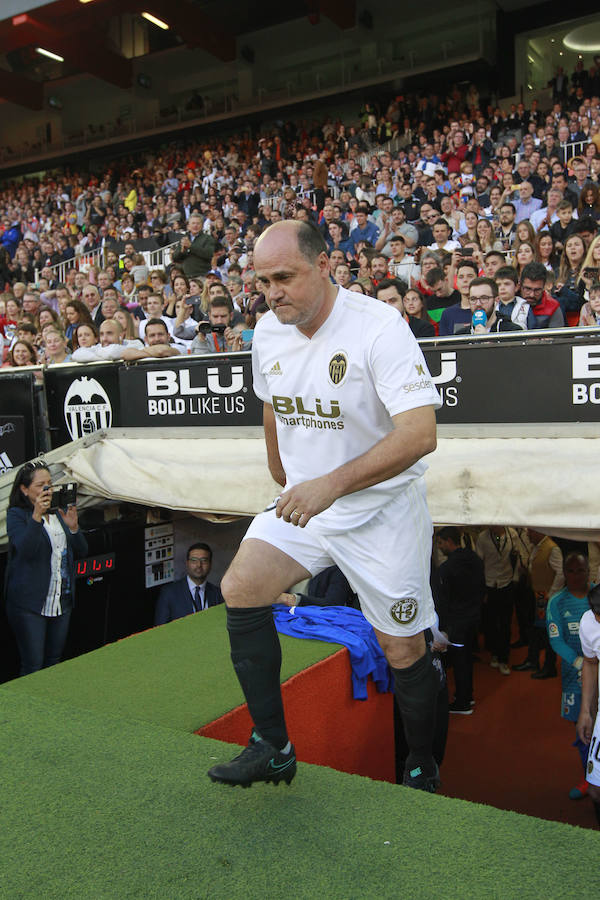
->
[155,543,223,625]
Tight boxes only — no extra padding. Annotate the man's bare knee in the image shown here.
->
[221,565,249,607]
[375,629,426,669]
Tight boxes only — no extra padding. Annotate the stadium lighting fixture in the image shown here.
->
[141,12,169,30]
[36,47,64,62]
[563,24,600,53]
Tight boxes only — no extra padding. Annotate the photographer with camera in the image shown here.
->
[190,297,250,354]
[6,462,87,676]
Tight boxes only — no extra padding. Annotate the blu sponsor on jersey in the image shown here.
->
[145,366,246,417]
[572,345,600,405]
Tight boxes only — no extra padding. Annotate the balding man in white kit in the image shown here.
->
[208,220,442,791]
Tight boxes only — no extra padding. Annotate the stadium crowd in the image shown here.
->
[2,64,600,365]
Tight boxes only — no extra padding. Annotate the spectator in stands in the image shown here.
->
[438,258,478,336]
[578,281,600,326]
[42,327,71,365]
[172,213,216,278]
[495,266,535,330]
[139,294,174,341]
[476,218,503,254]
[190,298,244,354]
[2,339,37,368]
[64,300,93,341]
[554,233,586,321]
[81,284,104,327]
[113,307,140,341]
[429,219,460,254]
[374,278,435,338]
[496,203,518,251]
[515,241,536,278]
[71,322,99,350]
[402,289,438,335]
[535,233,557,272]
[519,262,565,328]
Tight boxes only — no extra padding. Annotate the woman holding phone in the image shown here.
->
[5,462,87,675]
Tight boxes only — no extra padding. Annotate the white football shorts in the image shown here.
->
[586,712,600,787]
[243,477,436,637]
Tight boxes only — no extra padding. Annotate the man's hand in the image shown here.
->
[276,475,338,527]
[224,326,242,351]
[577,710,594,745]
[276,592,298,606]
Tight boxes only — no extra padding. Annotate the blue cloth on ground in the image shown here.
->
[272,604,392,700]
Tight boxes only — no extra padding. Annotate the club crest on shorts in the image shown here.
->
[390,598,418,624]
[588,760,594,775]
[328,351,348,387]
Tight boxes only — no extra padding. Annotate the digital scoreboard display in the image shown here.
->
[75,553,116,578]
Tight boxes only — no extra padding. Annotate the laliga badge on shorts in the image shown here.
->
[588,760,594,775]
[328,351,348,387]
[390,598,418,625]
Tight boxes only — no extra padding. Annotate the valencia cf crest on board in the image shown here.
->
[328,351,348,386]
[64,376,112,440]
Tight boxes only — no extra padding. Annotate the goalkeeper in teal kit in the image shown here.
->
[546,553,591,800]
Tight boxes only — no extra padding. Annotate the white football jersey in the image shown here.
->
[252,286,441,530]
[580,609,600,690]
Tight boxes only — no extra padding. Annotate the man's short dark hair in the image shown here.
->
[500,203,516,215]
[209,297,231,312]
[574,216,599,236]
[438,526,461,545]
[484,251,505,264]
[456,259,479,275]
[520,262,547,283]
[187,542,212,562]
[375,277,408,297]
[432,218,450,230]
[495,266,519,285]
[296,221,328,263]
[390,234,406,244]
[425,266,444,287]
[469,276,498,297]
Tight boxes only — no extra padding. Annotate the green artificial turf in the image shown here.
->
[1,690,598,900]
[1,605,339,733]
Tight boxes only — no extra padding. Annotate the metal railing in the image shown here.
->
[35,240,180,284]
[34,247,105,283]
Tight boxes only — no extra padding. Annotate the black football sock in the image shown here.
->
[227,605,289,750]
[392,648,438,776]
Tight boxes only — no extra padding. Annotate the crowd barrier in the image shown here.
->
[34,240,181,283]
[1,328,599,471]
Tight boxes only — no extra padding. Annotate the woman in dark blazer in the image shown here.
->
[6,462,87,676]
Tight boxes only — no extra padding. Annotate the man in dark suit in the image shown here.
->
[155,543,223,625]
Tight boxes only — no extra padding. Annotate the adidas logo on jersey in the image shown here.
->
[268,361,283,376]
